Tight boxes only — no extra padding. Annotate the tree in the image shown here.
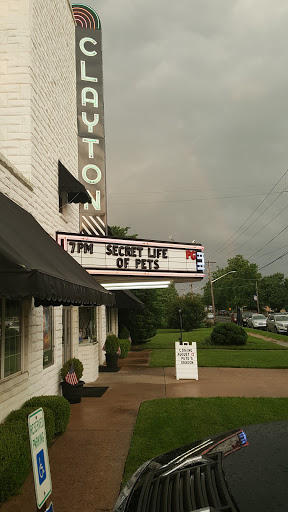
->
[203,255,261,311]
[258,273,288,311]
[118,285,179,343]
[118,289,167,343]
[168,293,205,331]
[109,225,138,239]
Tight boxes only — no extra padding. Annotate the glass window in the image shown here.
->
[106,307,112,334]
[79,307,97,344]
[43,307,54,367]
[0,299,22,379]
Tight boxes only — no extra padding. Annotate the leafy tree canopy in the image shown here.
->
[258,273,288,311]
[109,225,138,239]
[119,286,177,343]
[168,292,205,331]
[203,255,261,311]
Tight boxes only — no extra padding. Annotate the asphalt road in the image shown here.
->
[215,315,232,323]
[223,421,288,511]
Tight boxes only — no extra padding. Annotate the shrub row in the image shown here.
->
[119,339,131,359]
[0,395,71,504]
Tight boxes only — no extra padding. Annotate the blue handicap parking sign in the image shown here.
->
[37,449,46,485]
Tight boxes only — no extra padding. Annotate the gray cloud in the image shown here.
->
[84,0,288,282]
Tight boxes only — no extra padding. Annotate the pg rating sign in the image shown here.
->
[28,408,52,508]
[175,342,198,380]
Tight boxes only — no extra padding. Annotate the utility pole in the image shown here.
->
[207,261,216,324]
[256,280,260,313]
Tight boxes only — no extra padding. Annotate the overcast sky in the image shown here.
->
[85,0,288,289]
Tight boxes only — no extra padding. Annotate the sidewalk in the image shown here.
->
[2,352,288,512]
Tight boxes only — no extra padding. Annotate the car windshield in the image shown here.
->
[253,315,266,320]
[275,316,288,321]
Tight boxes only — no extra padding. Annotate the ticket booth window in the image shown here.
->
[79,307,97,344]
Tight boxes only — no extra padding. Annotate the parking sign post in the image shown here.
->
[28,408,52,509]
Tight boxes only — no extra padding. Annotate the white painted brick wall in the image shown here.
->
[0,0,81,422]
[0,0,115,422]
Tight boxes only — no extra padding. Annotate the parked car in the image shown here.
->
[266,314,288,334]
[247,314,267,330]
[241,311,253,327]
[114,428,248,512]
[206,312,214,321]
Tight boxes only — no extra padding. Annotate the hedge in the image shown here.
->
[118,326,130,339]
[0,423,31,503]
[23,395,71,435]
[119,339,131,359]
[5,406,55,446]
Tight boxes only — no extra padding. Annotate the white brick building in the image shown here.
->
[0,0,118,422]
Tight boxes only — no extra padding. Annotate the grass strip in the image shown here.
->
[246,328,288,342]
[149,348,288,368]
[139,328,288,350]
[124,397,288,483]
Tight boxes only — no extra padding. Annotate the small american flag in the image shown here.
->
[65,364,79,385]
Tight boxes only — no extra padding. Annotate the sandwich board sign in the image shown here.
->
[175,342,198,380]
[28,408,52,509]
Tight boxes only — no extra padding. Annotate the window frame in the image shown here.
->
[106,307,113,334]
[0,298,23,381]
[79,306,98,344]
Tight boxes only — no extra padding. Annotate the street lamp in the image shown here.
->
[208,269,237,324]
[179,309,183,345]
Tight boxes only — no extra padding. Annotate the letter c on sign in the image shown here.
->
[79,37,97,56]
[82,164,102,184]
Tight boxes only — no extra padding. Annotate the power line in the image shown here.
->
[248,222,288,260]
[224,198,288,258]
[249,243,288,260]
[109,192,285,206]
[258,249,288,270]
[108,183,280,195]
[208,169,288,258]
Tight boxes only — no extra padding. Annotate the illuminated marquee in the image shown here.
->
[57,234,205,281]
[72,4,107,236]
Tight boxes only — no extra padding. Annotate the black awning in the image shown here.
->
[0,191,114,307]
[58,161,91,204]
[113,290,144,309]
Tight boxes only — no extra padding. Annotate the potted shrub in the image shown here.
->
[60,357,85,404]
[104,335,121,369]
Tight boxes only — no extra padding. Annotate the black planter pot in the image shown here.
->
[61,380,85,404]
[105,353,119,369]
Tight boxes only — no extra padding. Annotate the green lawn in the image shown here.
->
[141,328,288,351]
[124,397,288,483]
[150,348,288,368]
[246,327,288,342]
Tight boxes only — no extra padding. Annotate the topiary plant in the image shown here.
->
[105,334,120,355]
[23,395,71,435]
[5,406,55,446]
[119,339,131,359]
[118,326,130,340]
[60,357,84,382]
[210,323,247,346]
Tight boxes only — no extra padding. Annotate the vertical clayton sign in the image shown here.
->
[72,4,107,236]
